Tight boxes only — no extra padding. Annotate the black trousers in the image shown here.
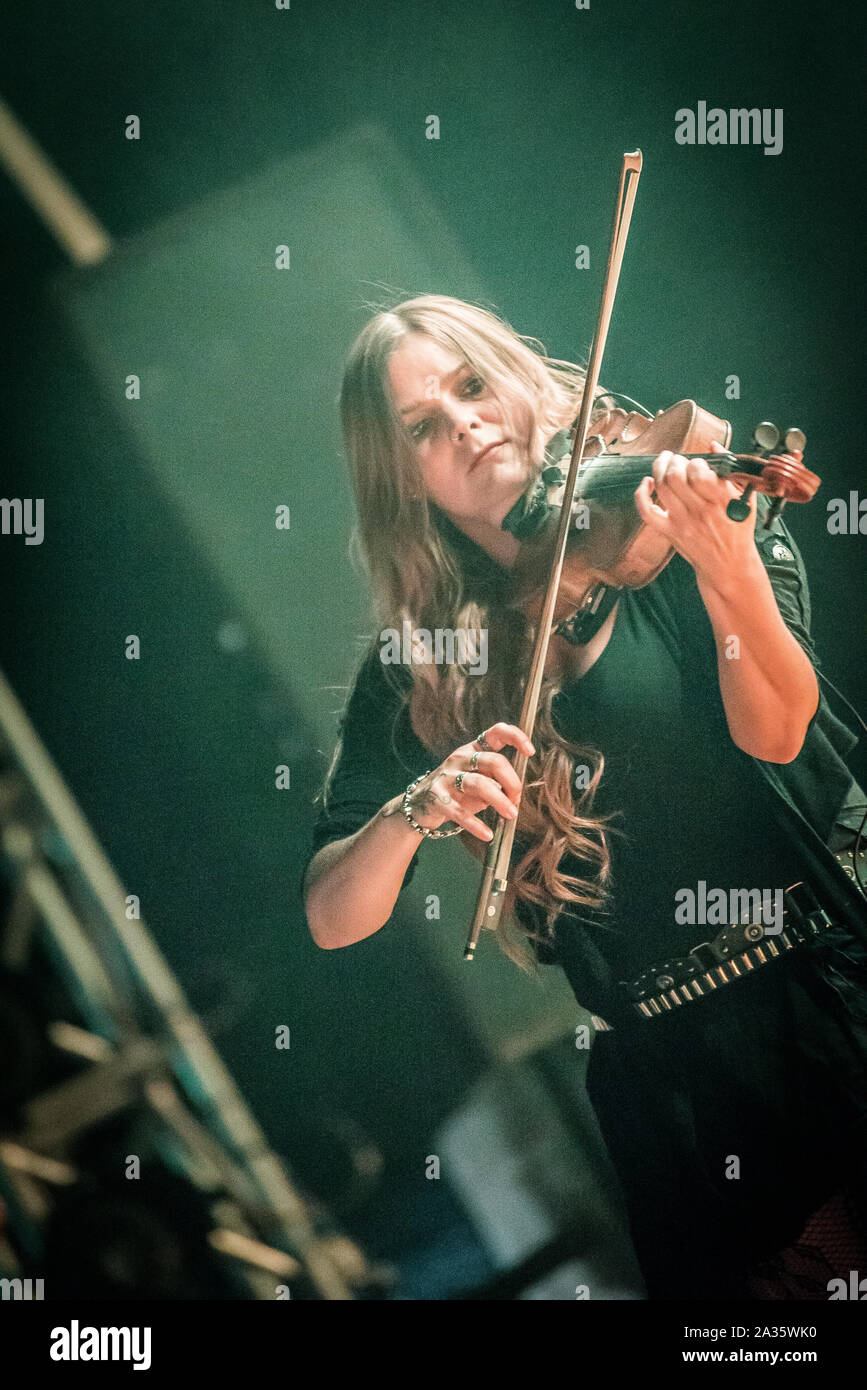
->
[584,930,867,1299]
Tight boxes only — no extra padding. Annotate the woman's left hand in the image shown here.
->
[634,441,817,762]
[633,440,756,590]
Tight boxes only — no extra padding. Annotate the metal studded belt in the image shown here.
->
[590,881,836,1031]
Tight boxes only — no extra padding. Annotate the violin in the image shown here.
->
[507,399,820,643]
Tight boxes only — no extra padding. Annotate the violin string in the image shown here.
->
[562,465,768,500]
[553,452,743,473]
[542,452,787,499]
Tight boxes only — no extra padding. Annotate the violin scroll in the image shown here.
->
[724,419,818,525]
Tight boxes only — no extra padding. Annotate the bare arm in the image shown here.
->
[303,723,533,949]
[303,793,428,950]
[695,551,818,763]
[635,446,818,763]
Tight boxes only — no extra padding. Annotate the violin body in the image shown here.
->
[511,399,818,642]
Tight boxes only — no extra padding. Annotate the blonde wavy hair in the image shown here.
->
[336,293,614,972]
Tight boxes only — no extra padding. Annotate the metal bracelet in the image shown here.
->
[402,771,463,839]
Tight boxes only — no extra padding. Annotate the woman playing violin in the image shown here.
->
[301,294,867,1300]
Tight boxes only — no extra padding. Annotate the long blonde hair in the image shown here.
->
[337,294,613,971]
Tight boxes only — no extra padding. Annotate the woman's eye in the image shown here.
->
[408,378,485,441]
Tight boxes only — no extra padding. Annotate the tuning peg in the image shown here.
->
[727,484,755,522]
[753,421,780,451]
[784,427,806,452]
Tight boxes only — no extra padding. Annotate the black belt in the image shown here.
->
[591,881,838,1031]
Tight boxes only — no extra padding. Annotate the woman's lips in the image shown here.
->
[470,441,505,471]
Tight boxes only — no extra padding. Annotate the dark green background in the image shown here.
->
[0,0,863,1291]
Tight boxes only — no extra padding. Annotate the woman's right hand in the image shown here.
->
[408,723,535,840]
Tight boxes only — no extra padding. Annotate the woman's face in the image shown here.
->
[388,334,536,544]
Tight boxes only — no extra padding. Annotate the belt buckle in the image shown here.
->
[702,920,768,962]
[687,938,719,970]
[625,950,698,1003]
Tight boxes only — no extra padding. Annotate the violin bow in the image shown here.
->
[464,149,643,960]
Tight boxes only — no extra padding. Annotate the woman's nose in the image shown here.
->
[450,407,481,442]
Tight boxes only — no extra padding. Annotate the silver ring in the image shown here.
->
[475,729,492,751]
[455,771,466,794]
[469,750,480,772]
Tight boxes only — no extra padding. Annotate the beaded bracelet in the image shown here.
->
[402,771,464,839]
